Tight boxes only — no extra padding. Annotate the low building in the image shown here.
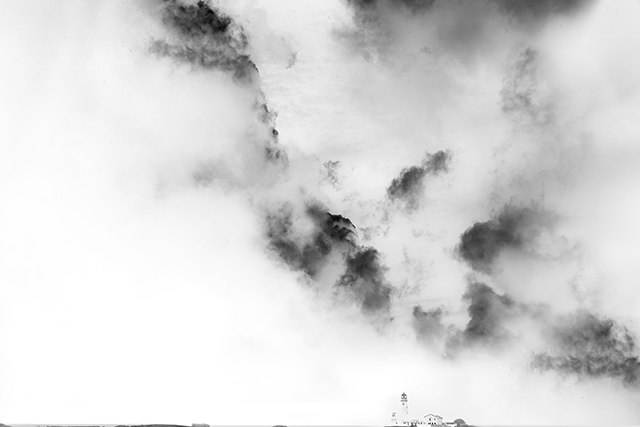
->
[424,414,443,426]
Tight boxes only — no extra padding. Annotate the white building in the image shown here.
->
[388,393,424,426]
[424,414,443,426]
[401,392,409,422]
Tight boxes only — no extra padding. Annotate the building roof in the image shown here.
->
[424,414,442,418]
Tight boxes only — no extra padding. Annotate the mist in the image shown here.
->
[1,0,640,424]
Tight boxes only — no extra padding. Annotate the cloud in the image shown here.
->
[337,246,393,314]
[346,0,436,14]
[457,205,556,274]
[460,282,516,346]
[340,0,596,67]
[412,305,446,346]
[499,47,559,130]
[150,0,258,82]
[429,280,640,389]
[347,0,593,19]
[264,200,392,315]
[493,0,596,24]
[532,310,640,386]
[150,0,288,174]
[431,282,527,357]
[264,202,356,277]
[322,160,343,189]
[387,150,451,210]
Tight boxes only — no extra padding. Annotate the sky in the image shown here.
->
[1,0,640,425]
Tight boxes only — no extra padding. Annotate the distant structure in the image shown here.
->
[424,414,444,425]
[386,393,458,427]
[401,392,409,422]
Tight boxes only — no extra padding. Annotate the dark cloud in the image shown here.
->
[150,0,258,83]
[346,0,436,14]
[461,282,515,345]
[532,311,640,386]
[399,0,437,13]
[308,204,358,244]
[346,0,375,8]
[341,0,492,63]
[149,40,257,81]
[327,213,357,240]
[413,283,519,352]
[422,149,451,172]
[412,305,446,345]
[458,205,547,274]
[387,150,451,209]
[347,0,593,22]
[151,0,287,171]
[265,204,307,272]
[159,0,230,36]
[441,280,640,387]
[337,247,393,313]
[160,0,232,38]
[493,0,595,24]
[266,203,391,315]
[442,283,518,355]
[341,0,595,64]
[387,166,427,205]
[265,203,356,278]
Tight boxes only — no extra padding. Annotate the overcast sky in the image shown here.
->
[1,0,640,425]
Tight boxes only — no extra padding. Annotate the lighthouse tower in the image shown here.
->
[400,392,409,423]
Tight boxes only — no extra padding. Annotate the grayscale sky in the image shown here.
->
[1,0,640,424]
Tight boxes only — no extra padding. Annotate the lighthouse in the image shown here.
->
[401,392,409,423]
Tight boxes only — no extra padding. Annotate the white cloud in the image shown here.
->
[1,0,640,424]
